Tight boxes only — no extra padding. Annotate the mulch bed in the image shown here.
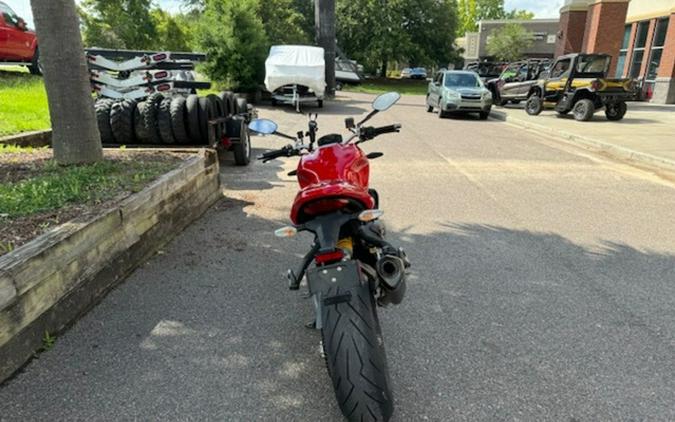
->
[0,150,187,255]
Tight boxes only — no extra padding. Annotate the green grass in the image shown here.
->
[0,68,50,136]
[0,144,47,154]
[343,78,428,96]
[0,158,175,218]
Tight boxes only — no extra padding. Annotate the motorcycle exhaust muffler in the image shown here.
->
[376,255,407,305]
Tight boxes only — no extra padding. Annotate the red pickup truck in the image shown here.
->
[0,1,40,74]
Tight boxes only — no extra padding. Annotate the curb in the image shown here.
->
[0,130,52,148]
[490,110,675,173]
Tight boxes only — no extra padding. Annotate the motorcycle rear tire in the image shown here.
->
[321,281,393,421]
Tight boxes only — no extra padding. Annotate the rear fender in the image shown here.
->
[307,260,370,330]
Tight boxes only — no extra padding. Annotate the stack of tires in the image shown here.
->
[94,92,251,165]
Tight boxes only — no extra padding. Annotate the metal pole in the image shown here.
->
[315,0,336,98]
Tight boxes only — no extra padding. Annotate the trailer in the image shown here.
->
[87,48,254,166]
[265,45,326,112]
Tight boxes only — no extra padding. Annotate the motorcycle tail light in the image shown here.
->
[315,249,345,265]
[304,199,351,216]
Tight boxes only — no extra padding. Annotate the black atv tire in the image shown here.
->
[426,97,433,113]
[321,282,394,422]
[605,101,627,121]
[217,91,235,116]
[143,93,164,144]
[479,109,491,120]
[95,99,115,144]
[573,99,595,122]
[228,117,251,166]
[134,102,151,143]
[198,97,216,144]
[157,97,176,144]
[525,94,543,116]
[207,94,225,142]
[169,97,190,144]
[185,94,202,143]
[234,96,248,115]
[110,99,137,144]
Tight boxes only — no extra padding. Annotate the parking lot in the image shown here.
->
[2,92,675,420]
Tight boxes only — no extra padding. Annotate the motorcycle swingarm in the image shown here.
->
[306,260,368,330]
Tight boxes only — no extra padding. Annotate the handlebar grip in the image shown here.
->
[259,145,290,161]
[373,124,402,135]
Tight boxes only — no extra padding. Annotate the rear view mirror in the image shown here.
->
[372,92,401,112]
[345,117,355,129]
[249,119,278,135]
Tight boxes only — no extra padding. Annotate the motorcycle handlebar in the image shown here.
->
[360,124,402,141]
[258,145,294,162]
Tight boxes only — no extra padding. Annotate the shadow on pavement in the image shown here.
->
[2,207,675,420]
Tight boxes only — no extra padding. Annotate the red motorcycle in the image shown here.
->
[250,92,410,421]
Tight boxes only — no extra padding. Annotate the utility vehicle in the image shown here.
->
[525,53,637,121]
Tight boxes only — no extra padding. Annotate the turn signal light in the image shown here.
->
[275,226,297,238]
[358,209,384,222]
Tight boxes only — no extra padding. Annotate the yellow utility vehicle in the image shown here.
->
[525,53,637,121]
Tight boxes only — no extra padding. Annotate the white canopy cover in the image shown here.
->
[264,45,326,97]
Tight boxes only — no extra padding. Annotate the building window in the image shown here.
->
[615,25,631,77]
[646,18,669,81]
[629,21,649,78]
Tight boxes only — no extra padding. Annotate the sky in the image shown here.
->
[5,0,565,28]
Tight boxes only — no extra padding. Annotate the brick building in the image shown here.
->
[557,0,675,103]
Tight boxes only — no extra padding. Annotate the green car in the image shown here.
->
[426,70,493,119]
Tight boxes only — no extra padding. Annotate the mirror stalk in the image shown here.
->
[357,110,378,127]
[274,131,297,141]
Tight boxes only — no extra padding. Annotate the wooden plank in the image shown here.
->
[0,152,220,380]
[0,272,17,313]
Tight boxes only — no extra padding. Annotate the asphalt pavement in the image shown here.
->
[2,92,675,421]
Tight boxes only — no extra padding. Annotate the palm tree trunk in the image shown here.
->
[30,0,102,165]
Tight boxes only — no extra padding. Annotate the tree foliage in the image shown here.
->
[197,0,269,91]
[151,9,195,51]
[457,0,534,35]
[337,0,459,75]
[80,0,157,49]
[258,0,312,44]
[485,23,533,61]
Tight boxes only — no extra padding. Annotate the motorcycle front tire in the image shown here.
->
[321,281,394,421]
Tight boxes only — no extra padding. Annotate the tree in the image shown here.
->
[80,0,157,49]
[457,0,534,35]
[197,0,269,91]
[151,9,195,51]
[337,0,459,75]
[31,0,102,165]
[485,23,533,62]
[258,0,311,44]
[505,9,535,20]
